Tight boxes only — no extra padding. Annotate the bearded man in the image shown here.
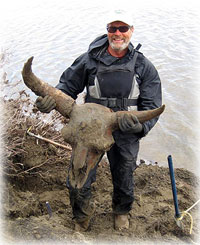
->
[35,10,162,231]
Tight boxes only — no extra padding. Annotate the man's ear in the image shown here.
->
[130,26,134,33]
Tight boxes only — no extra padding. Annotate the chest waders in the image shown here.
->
[67,44,142,227]
[86,44,141,111]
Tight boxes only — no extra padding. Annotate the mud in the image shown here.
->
[1,97,200,245]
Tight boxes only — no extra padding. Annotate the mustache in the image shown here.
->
[110,36,125,41]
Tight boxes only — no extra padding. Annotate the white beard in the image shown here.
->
[109,39,130,51]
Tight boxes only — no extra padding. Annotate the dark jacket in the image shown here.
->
[56,34,162,137]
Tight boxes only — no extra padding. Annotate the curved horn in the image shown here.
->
[110,105,165,130]
[117,105,165,123]
[22,56,75,118]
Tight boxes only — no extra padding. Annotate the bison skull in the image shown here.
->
[22,57,165,188]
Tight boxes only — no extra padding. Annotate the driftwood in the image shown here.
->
[22,57,165,188]
[26,129,72,150]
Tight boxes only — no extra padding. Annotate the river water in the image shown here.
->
[1,0,200,176]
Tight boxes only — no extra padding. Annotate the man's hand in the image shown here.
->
[35,95,56,113]
[118,114,143,134]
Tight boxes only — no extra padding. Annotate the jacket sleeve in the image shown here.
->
[56,53,88,100]
[137,56,162,137]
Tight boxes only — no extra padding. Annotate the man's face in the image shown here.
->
[107,21,134,52]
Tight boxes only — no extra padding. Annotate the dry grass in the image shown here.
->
[1,90,71,177]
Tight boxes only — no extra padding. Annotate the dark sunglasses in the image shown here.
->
[107,25,131,33]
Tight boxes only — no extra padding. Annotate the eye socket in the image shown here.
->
[91,148,101,155]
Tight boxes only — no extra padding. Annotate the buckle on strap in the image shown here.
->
[122,98,128,108]
[107,98,117,108]
[88,97,137,108]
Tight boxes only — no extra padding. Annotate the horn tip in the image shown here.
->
[27,56,34,65]
[161,104,165,112]
[29,56,34,61]
[22,56,34,76]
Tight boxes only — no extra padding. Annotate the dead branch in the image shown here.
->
[26,130,71,150]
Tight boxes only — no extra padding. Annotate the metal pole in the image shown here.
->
[168,155,181,218]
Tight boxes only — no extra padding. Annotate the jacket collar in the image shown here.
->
[88,34,135,65]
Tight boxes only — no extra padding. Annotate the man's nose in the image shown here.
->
[114,29,122,35]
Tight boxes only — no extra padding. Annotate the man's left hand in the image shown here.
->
[118,114,143,134]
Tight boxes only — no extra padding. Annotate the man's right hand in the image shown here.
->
[35,95,56,113]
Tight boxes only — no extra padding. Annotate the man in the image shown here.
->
[35,11,162,231]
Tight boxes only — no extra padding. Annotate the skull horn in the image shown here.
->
[22,56,75,118]
[115,105,165,125]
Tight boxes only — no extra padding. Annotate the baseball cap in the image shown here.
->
[106,10,133,26]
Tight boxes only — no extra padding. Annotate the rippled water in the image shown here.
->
[1,0,200,175]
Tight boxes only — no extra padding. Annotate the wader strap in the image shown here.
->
[89,97,138,109]
[135,43,142,51]
[131,43,141,71]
